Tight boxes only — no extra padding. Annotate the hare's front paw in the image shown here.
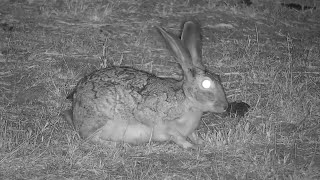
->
[178,139,195,149]
[169,131,195,149]
[188,132,204,146]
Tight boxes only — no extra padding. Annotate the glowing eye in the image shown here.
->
[202,79,211,89]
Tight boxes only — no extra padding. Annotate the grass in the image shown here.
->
[0,0,319,179]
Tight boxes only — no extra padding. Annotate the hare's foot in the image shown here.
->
[173,136,194,149]
[188,132,204,146]
[167,130,194,149]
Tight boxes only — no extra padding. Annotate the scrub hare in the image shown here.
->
[64,21,228,149]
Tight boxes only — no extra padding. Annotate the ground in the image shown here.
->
[0,0,320,179]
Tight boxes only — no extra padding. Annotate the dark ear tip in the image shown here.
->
[182,20,201,29]
[182,18,201,26]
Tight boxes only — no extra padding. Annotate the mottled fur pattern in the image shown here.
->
[64,21,228,149]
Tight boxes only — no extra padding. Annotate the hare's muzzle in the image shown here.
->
[212,87,228,113]
[213,98,228,113]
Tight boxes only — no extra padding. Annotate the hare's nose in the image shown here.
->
[221,103,228,112]
[217,100,228,113]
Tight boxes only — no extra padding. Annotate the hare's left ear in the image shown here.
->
[156,26,194,81]
[181,21,205,70]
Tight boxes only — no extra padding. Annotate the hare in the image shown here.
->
[64,21,228,149]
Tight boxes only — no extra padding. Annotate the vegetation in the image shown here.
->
[0,0,319,179]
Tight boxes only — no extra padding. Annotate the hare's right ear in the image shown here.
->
[156,26,194,81]
[181,21,205,70]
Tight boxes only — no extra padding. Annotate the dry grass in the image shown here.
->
[0,0,319,179]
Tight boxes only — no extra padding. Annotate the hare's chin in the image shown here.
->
[211,105,227,113]
[215,109,227,113]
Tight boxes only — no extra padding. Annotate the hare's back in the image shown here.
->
[78,67,153,88]
[76,66,181,95]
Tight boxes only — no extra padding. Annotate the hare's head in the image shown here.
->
[157,21,228,113]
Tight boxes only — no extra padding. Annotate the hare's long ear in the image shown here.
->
[181,21,205,70]
[156,26,194,81]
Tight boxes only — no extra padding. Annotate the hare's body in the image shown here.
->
[71,67,202,148]
[66,21,228,148]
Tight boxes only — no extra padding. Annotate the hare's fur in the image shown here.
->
[65,21,228,149]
